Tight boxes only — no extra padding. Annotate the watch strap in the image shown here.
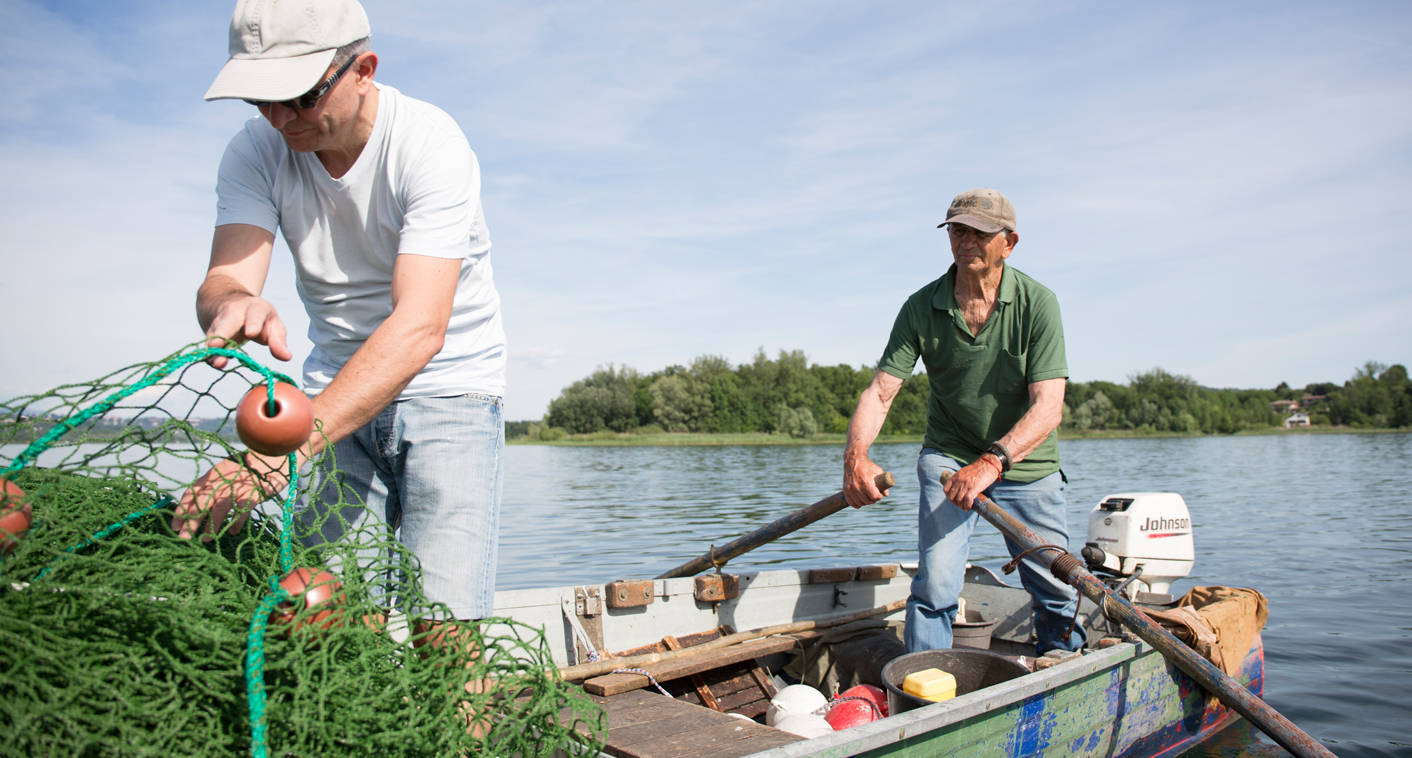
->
[986,441,1013,472]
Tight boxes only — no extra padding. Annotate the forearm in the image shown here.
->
[845,393,889,465]
[200,223,277,332]
[196,273,258,332]
[995,378,1065,464]
[996,410,1057,464]
[842,373,903,507]
[845,372,901,464]
[305,311,446,453]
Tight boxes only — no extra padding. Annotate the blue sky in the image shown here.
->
[2,1,1409,420]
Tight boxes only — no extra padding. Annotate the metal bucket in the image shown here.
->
[881,648,1030,715]
[952,608,998,650]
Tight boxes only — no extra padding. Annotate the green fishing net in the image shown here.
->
[0,343,605,757]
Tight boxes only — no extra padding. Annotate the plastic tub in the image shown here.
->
[881,648,1030,715]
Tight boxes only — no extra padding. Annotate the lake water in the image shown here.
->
[6,432,1406,755]
[498,433,1412,757]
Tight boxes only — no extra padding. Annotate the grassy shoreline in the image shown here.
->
[508,425,1403,447]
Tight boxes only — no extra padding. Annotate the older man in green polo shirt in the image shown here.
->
[843,188,1085,654]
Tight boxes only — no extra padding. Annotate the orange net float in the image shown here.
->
[236,382,314,456]
[1,480,31,556]
[269,568,345,634]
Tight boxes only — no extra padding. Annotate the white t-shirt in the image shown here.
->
[214,83,505,398]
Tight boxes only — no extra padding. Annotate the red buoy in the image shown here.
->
[236,381,313,456]
[824,684,888,730]
[270,567,344,633]
[1,480,30,556]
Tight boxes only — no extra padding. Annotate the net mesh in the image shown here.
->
[0,343,605,757]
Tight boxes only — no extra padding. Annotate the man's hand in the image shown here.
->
[942,457,1001,511]
[172,452,288,539]
[844,454,892,508]
[203,295,292,369]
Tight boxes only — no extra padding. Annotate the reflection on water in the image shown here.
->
[500,433,1412,757]
[7,432,1407,755]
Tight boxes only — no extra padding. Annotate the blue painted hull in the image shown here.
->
[755,636,1264,757]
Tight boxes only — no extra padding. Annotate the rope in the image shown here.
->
[823,694,884,719]
[610,668,672,697]
[0,342,607,757]
[246,584,291,758]
[1,346,292,480]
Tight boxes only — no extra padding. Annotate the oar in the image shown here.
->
[941,471,1333,758]
[656,472,895,579]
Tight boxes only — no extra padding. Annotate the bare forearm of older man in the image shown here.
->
[843,371,903,507]
[995,378,1066,465]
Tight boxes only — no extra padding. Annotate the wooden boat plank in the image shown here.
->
[585,633,811,696]
[593,691,801,758]
[670,662,775,718]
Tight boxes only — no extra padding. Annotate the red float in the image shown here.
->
[236,381,313,456]
[1,480,31,556]
[824,684,888,730]
[269,567,344,633]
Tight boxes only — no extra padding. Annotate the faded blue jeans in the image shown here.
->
[297,393,504,620]
[905,448,1084,654]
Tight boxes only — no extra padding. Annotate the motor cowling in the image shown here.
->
[1083,492,1195,598]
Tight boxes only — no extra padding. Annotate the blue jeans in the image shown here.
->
[905,448,1084,654]
[297,393,504,620]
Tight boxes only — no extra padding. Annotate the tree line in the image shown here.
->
[515,351,1412,440]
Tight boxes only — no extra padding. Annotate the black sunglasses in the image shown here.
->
[243,55,358,110]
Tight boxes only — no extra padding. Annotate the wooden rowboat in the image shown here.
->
[490,560,1264,758]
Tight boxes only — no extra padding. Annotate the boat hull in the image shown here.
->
[814,639,1262,757]
[490,562,1264,758]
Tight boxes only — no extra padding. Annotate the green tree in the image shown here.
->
[1066,391,1115,431]
[704,373,752,433]
[649,374,713,432]
[775,405,818,438]
[737,349,828,433]
[545,364,640,433]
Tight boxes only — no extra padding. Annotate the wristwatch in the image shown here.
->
[986,441,1013,472]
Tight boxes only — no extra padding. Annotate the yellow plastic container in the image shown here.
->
[902,667,957,703]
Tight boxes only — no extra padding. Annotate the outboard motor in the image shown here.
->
[1081,493,1195,603]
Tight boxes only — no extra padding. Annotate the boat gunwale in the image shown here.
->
[741,640,1146,757]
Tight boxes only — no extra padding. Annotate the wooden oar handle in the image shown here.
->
[655,471,895,580]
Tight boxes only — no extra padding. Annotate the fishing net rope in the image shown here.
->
[0,343,605,757]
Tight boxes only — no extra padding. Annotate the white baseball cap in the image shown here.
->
[204,0,371,102]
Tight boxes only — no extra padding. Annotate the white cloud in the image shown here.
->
[1,1,1408,420]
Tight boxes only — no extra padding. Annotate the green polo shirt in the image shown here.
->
[878,264,1067,483]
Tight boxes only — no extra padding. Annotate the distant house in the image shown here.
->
[1285,412,1311,428]
[1271,399,1299,413]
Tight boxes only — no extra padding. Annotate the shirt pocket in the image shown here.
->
[996,347,1028,396]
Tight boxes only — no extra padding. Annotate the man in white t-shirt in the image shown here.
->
[173,0,505,625]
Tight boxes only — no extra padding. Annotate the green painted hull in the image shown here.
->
[755,636,1261,757]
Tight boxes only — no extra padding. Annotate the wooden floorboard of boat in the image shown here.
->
[591,690,803,758]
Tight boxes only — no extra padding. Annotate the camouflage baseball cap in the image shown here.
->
[937,188,1016,233]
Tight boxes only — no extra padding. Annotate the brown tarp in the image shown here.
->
[1143,586,1269,678]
